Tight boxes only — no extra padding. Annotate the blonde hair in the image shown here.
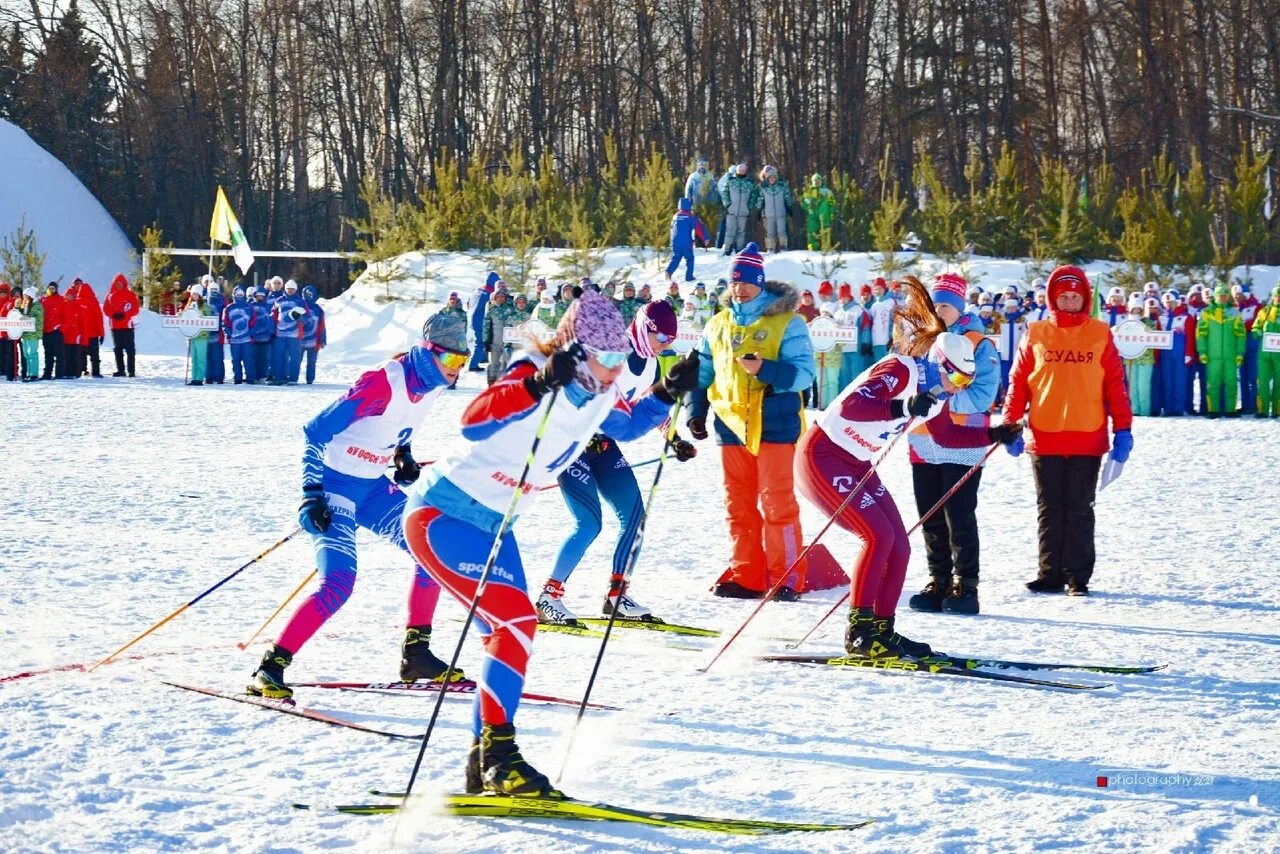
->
[891,276,947,358]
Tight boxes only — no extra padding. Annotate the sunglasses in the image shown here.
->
[937,357,975,390]
[428,344,469,370]
[580,343,629,369]
[653,331,673,344]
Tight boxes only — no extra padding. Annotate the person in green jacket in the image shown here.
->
[1196,284,1247,417]
[17,287,43,380]
[182,286,214,385]
[801,173,835,250]
[1253,286,1280,418]
[482,289,522,385]
[442,292,468,325]
[615,283,643,324]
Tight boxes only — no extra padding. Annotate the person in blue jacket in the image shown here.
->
[299,284,326,384]
[467,272,498,371]
[248,286,275,383]
[205,279,227,384]
[222,286,256,383]
[271,280,308,385]
[248,311,473,700]
[1154,289,1190,416]
[665,198,709,283]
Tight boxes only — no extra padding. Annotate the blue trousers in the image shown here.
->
[1156,347,1188,415]
[251,341,272,381]
[206,340,225,383]
[273,336,302,384]
[303,346,318,383]
[230,342,251,382]
[550,440,643,588]
[665,247,695,281]
[1241,335,1260,413]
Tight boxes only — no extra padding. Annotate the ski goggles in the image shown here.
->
[938,357,975,390]
[580,343,630,369]
[653,331,674,344]
[427,344,469,370]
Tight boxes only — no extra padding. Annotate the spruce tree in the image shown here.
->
[627,146,678,259]
[913,145,968,267]
[0,216,46,292]
[870,146,914,277]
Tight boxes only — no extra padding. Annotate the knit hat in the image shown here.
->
[421,310,468,353]
[837,283,853,301]
[23,286,36,299]
[1046,265,1090,300]
[1108,286,1124,300]
[1127,292,1143,310]
[1145,297,1160,309]
[730,242,766,287]
[557,289,629,353]
[189,284,205,298]
[873,277,887,292]
[1214,284,1231,300]
[233,285,246,297]
[629,300,677,359]
[284,279,298,291]
[1004,298,1020,310]
[859,284,872,297]
[817,280,834,297]
[930,272,968,313]
[246,286,259,296]
[678,197,692,211]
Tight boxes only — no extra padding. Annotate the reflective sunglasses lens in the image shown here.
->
[654,332,673,344]
[590,349,629,369]
[947,369,974,389]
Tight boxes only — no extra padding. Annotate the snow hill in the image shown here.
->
[0,119,135,291]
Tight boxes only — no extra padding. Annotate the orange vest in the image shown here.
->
[1024,319,1109,433]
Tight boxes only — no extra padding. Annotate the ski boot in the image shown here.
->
[908,576,950,613]
[878,615,933,659]
[771,585,802,603]
[843,607,905,660]
[942,578,980,615]
[247,644,294,700]
[603,579,654,621]
[400,626,468,684]
[465,723,565,797]
[536,580,579,626]
[711,580,763,599]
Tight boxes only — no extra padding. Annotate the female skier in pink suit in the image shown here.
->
[794,278,1024,660]
[402,290,699,797]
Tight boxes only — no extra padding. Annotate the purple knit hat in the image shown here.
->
[556,289,629,352]
[628,300,677,358]
[730,242,766,287]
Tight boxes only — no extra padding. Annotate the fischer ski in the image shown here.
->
[759,655,1107,690]
[290,681,624,711]
[931,656,1166,675]
[292,792,872,834]
[163,682,421,740]
[575,617,720,638]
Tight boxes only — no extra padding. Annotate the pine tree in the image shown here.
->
[1081,161,1122,260]
[595,134,630,247]
[0,216,46,292]
[532,151,569,246]
[627,145,678,258]
[0,24,23,119]
[1032,158,1090,266]
[131,224,177,309]
[348,174,418,298]
[1223,146,1272,284]
[485,150,538,285]
[828,170,873,251]
[968,143,1028,258]
[913,145,968,267]
[870,146,914,277]
[556,190,606,281]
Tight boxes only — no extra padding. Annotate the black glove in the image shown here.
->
[890,392,937,419]
[687,415,708,441]
[672,437,697,462]
[654,351,700,404]
[988,421,1024,447]
[393,445,421,486]
[112,312,124,321]
[524,349,578,399]
[298,485,332,534]
[860,344,872,356]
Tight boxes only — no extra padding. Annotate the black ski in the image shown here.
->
[758,655,1107,690]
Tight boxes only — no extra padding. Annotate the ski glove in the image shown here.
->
[889,391,936,419]
[112,312,124,321]
[523,349,578,399]
[393,445,421,486]
[1236,356,1244,367]
[1110,429,1133,464]
[1199,354,1209,365]
[860,344,873,357]
[687,415,709,441]
[299,485,332,535]
[654,351,700,404]
[988,421,1024,447]
[672,437,697,462]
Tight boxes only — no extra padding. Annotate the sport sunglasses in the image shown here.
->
[428,343,469,370]
[579,342,630,369]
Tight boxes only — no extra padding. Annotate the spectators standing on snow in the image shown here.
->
[60,281,83,379]
[181,285,214,385]
[1254,286,1280,418]
[17,287,42,380]
[0,283,14,381]
[1196,285,1246,418]
[1233,283,1261,414]
[868,278,895,360]
[466,272,497,372]
[721,163,758,256]
[801,173,835,250]
[223,285,255,383]
[249,285,276,382]
[756,165,793,254]
[270,280,309,386]
[204,277,227,384]
[40,282,65,379]
[300,284,326,384]
[103,274,140,377]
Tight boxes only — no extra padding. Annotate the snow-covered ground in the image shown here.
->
[3,351,1278,852]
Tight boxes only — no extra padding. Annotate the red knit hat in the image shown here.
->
[817,280,834,296]
[874,277,887,291]
[859,284,873,297]
[837,283,853,301]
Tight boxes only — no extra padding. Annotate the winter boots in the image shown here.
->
[844,608,933,660]
[907,576,950,612]
[1026,577,1066,594]
[401,626,467,683]
[942,578,979,614]
[465,723,564,797]
[248,644,294,700]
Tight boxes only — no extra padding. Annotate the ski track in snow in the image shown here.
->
[2,357,1278,853]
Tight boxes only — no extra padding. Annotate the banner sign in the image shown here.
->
[162,309,219,340]
[672,320,702,355]
[1111,319,1173,359]
[806,316,861,353]
[1263,332,1280,354]
[0,311,36,336]
[502,318,553,345]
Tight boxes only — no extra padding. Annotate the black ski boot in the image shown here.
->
[248,644,293,699]
[466,723,564,797]
[844,607,905,659]
[878,615,933,659]
[942,578,980,615]
[908,576,950,613]
[400,626,468,683]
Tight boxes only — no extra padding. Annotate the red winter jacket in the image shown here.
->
[0,287,12,339]
[62,286,84,345]
[41,292,67,333]
[75,281,105,339]
[103,275,140,331]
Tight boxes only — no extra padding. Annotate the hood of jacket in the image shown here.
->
[728,280,800,326]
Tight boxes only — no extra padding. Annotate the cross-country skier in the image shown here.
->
[402,290,699,797]
[537,299,697,625]
[247,312,473,699]
[793,277,1023,659]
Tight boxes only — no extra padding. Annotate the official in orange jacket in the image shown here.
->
[73,277,105,377]
[1002,265,1133,596]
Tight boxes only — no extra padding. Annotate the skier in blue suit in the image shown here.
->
[271,280,308,385]
[248,287,275,383]
[467,272,498,371]
[222,286,256,383]
[299,284,326,384]
[665,198,709,283]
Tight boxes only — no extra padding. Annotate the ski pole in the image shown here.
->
[89,526,303,672]
[787,442,999,649]
[237,568,317,650]
[554,399,683,785]
[397,388,560,817]
[700,419,916,674]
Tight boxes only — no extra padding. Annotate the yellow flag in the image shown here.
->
[209,186,254,274]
